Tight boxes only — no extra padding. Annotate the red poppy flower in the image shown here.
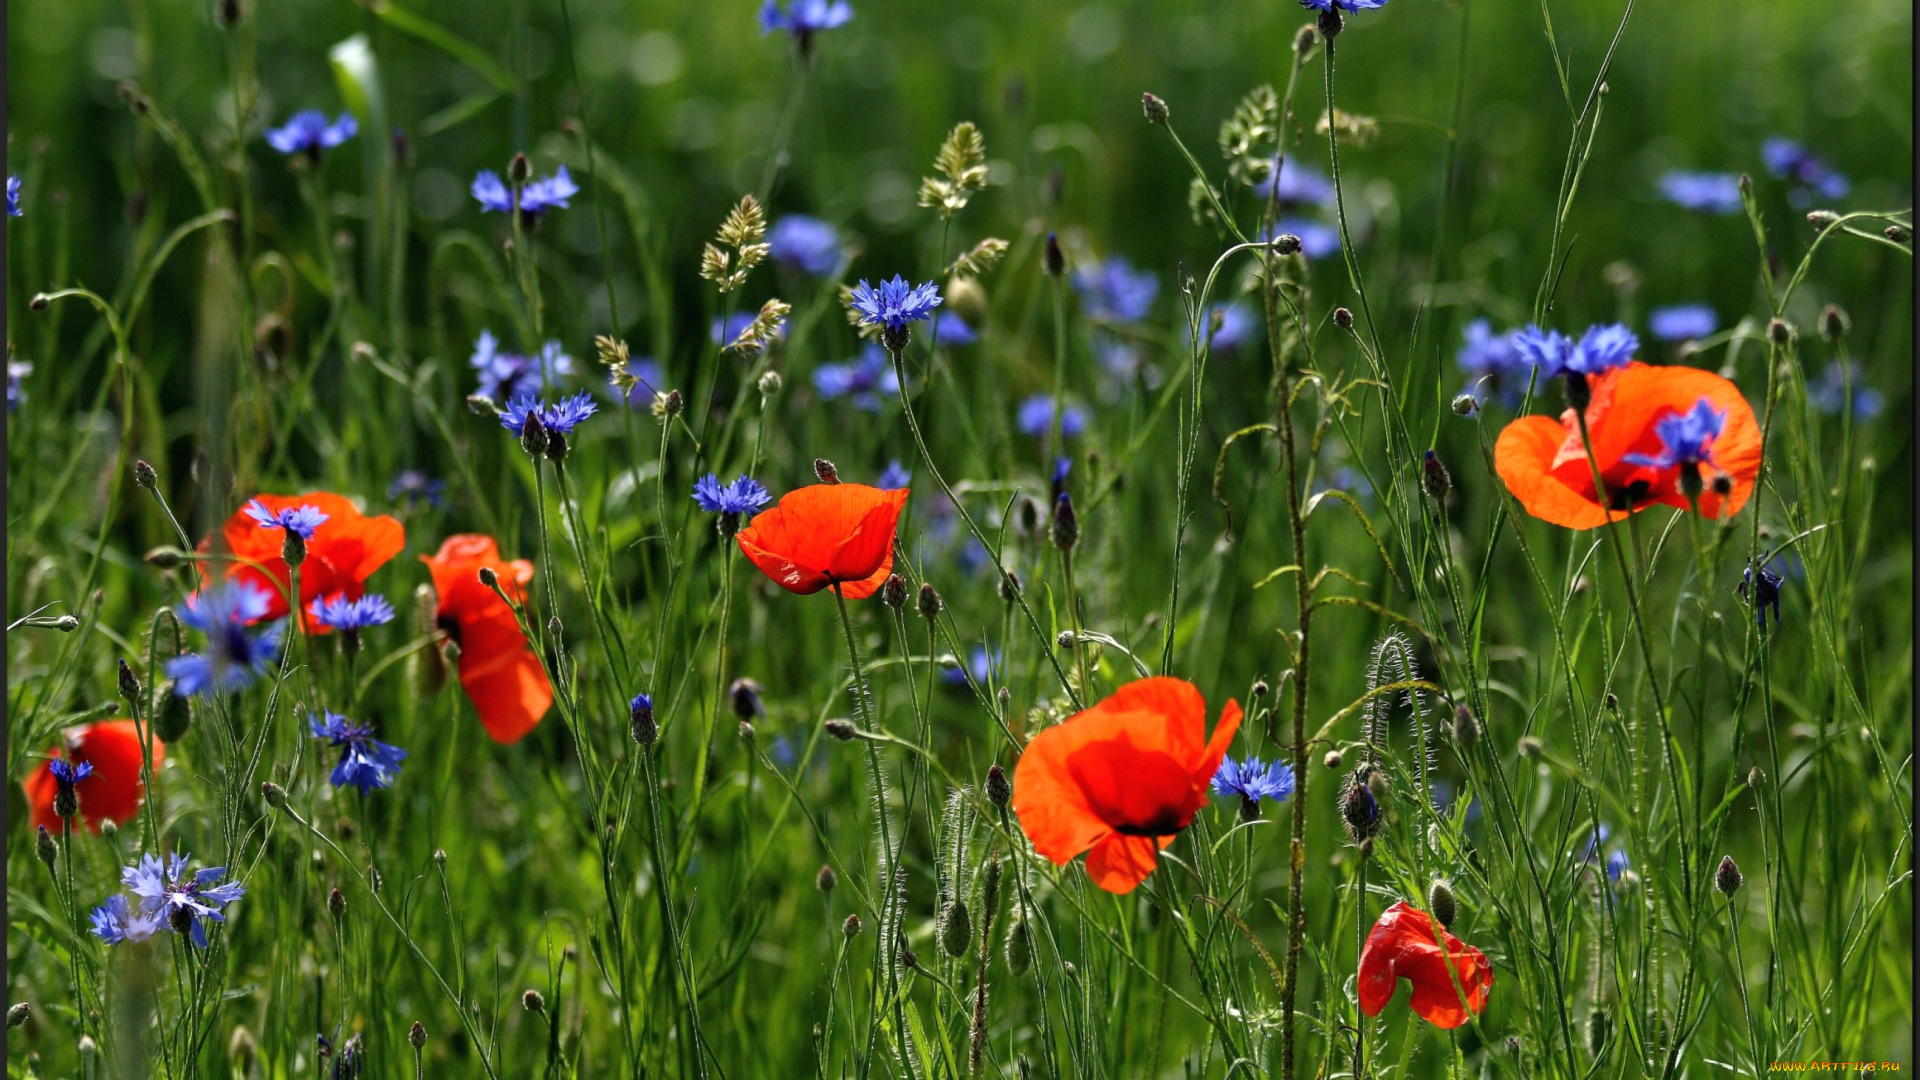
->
[1358,901,1494,1029]
[421,534,552,744]
[205,493,405,633]
[735,483,910,600]
[1495,362,1761,529]
[22,721,163,833]
[1012,677,1242,894]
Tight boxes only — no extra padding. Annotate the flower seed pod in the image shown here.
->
[881,573,909,609]
[986,764,1011,807]
[814,458,840,484]
[409,1021,427,1050]
[151,686,193,742]
[1421,450,1451,501]
[1714,855,1743,896]
[815,864,837,893]
[1450,703,1478,749]
[825,719,857,741]
[1141,92,1169,124]
[1428,879,1457,929]
[1005,918,1033,974]
[521,989,546,1014]
[842,913,862,937]
[940,901,972,957]
[917,582,944,621]
[1332,306,1354,330]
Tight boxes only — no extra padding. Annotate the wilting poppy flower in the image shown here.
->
[206,493,405,634]
[1493,362,1761,529]
[1012,677,1242,894]
[735,483,910,600]
[23,721,164,833]
[1358,901,1494,1029]
[421,535,552,744]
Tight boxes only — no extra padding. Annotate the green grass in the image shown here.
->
[5,0,1912,1076]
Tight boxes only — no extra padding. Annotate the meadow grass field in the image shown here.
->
[5,0,1913,1076]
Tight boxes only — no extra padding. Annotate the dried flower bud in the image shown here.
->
[940,901,972,957]
[1714,855,1743,896]
[986,764,1011,807]
[1428,879,1457,929]
[814,458,839,483]
[1141,93,1169,124]
[825,719,857,741]
[1332,307,1354,330]
[881,573,909,609]
[917,583,944,620]
[816,864,837,893]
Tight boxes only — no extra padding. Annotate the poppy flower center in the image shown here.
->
[1065,745,1197,837]
[436,614,463,645]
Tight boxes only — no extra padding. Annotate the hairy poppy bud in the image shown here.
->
[1044,232,1065,277]
[917,582,944,620]
[1323,750,1342,770]
[842,913,862,937]
[758,370,782,396]
[1451,703,1478,749]
[327,887,347,924]
[825,719,857,741]
[1767,318,1792,346]
[1585,1010,1609,1057]
[1715,855,1743,896]
[1141,93,1169,124]
[1421,450,1451,501]
[1269,232,1303,256]
[1006,917,1033,974]
[507,153,532,186]
[1428,879,1457,929]
[986,764,1011,807]
[1050,492,1079,551]
[521,989,545,1014]
[1819,304,1849,341]
[881,573,908,609]
[814,458,839,484]
[36,826,57,871]
[133,459,159,491]
[8,1004,29,1029]
[729,677,765,720]
[998,569,1022,603]
[940,901,972,957]
[261,781,287,808]
[1293,24,1317,52]
[1452,393,1479,416]
[409,1022,427,1050]
[816,864,837,893]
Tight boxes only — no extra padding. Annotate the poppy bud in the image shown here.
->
[262,781,287,808]
[825,719,857,741]
[328,887,347,924]
[729,677,765,720]
[987,764,1011,807]
[1518,734,1543,757]
[1886,224,1911,244]
[758,370,782,396]
[521,989,546,1014]
[940,901,972,956]
[814,458,840,484]
[1452,393,1479,416]
[519,412,549,458]
[881,573,908,609]
[816,864,837,893]
[1269,232,1303,256]
[1451,703,1478,749]
[1421,450,1451,501]
[507,153,532,186]
[1141,92,1169,124]
[1050,492,1079,551]
[1428,879,1457,929]
[1585,1010,1609,1057]
[917,583,944,620]
[1767,318,1792,346]
[1006,917,1033,974]
[409,1022,427,1050]
[842,913,862,937]
[999,569,1022,603]
[36,825,57,871]
[1564,371,1592,412]
[1820,304,1849,341]
[282,530,307,568]
[8,1004,29,1029]
[1323,750,1342,770]
[145,545,189,570]
[1044,232,1065,277]
[134,459,159,491]
[1332,306,1354,330]
[1714,855,1743,896]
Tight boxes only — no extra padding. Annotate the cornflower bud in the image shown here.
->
[842,913,862,937]
[261,781,287,808]
[1715,855,1743,896]
[409,1022,427,1050]
[986,764,1011,807]
[812,458,840,484]
[816,865,837,893]
[282,530,307,569]
[1141,93,1169,124]
[1056,630,1075,651]
[1767,318,1792,346]
[328,887,347,924]
[663,389,684,418]
[1806,210,1840,229]
[1820,304,1850,341]
[507,153,532,186]
[998,570,1022,603]
[36,826,57,871]
[522,989,546,1014]
[1293,24,1317,52]
[8,1003,30,1029]
[1044,232,1065,277]
[1050,492,1079,552]
[881,574,909,609]
[1341,767,1381,843]
[1332,306,1354,330]
[917,583,944,621]
[133,459,159,491]
[900,948,919,970]
[433,848,447,867]
[825,719,857,741]
[519,412,549,458]
[1421,450,1451,501]
[729,678,765,720]
[478,566,500,590]
[1564,371,1593,412]
[738,720,756,743]
[1518,735,1544,757]
[117,658,142,706]
[1451,703,1478,749]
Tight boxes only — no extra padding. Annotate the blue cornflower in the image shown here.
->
[767,215,842,275]
[1811,361,1883,419]
[310,711,408,794]
[769,734,797,768]
[877,460,912,490]
[123,852,246,949]
[1622,398,1726,470]
[1606,849,1631,882]
[847,276,943,336]
[1016,395,1089,440]
[1743,563,1784,630]
[387,469,447,510]
[308,593,395,633]
[7,175,21,217]
[1583,824,1612,862]
[48,758,94,820]
[499,392,599,437]
[244,499,328,541]
[1511,325,1574,376]
[944,645,1002,687]
[1456,319,1527,382]
[1514,323,1637,379]
[1252,157,1334,207]
[7,360,28,412]
[812,344,900,411]
[471,331,573,402]
[935,314,979,347]
[472,166,577,218]
[759,0,853,37]
[1194,302,1256,351]
[265,110,358,157]
[1648,304,1718,342]
[1762,137,1849,205]
[1072,257,1160,323]
[1273,218,1340,260]
[1297,0,1389,11]
[1051,455,1071,501]
[90,893,165,945]
[693,474,772,516]
[1213,756,1295,820]
[168,583,285,698]
[611,357,665,408]
[1660,171,1744,215]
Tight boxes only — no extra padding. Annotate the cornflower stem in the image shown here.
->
[1047,273,1068,466]
[757,47,814,204]
[638,746,708,1080]
[1061,550,1090,698]
[684,540,738,854]
[886,345,1082,708]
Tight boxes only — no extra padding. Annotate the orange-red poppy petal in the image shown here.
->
[1495,415,1617,530]
[736,484,909,597]
[210,492,405,632]
[1085,833,1169,894]
[456,613,553,744]
[1358,901,1493,1029]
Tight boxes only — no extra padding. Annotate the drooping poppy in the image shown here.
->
[22,721,163,832]
[1012,677,1242,894]
[735,483,910,600]
[421,534,552,744]
[206,493,405,634]
[1494,362,1761,529]
[1358,901,1494,1029]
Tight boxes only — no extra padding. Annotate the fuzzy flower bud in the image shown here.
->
[630,693,657,747]
[35,826,57,871]
[986,764,1012,807]
[1323,750,1342,770]
[133,459,159,491]
[842,913,862,937]
[1767,318,1793,346]
[1141,93,1169,124]
[1332,307,1354,330]
[917,582,944,621]
[813,457,839,484]
[327,887,347,924]
[1421,450,1451,501]
[1715,855,1744,896]
[521,989,546,1014]
[1005,918,1033,974]
[1428,879,1457,929]
[8,1004,29,1029]
[816,864,837,893]
[1820,304,1850,341]
[1451,393,1479,416]
[757,370,782,396]
[409,1022,427,1050]
[145,546,189,570]
[881,573,909,609]
[825,719,858,741]
[940,901,972,957]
